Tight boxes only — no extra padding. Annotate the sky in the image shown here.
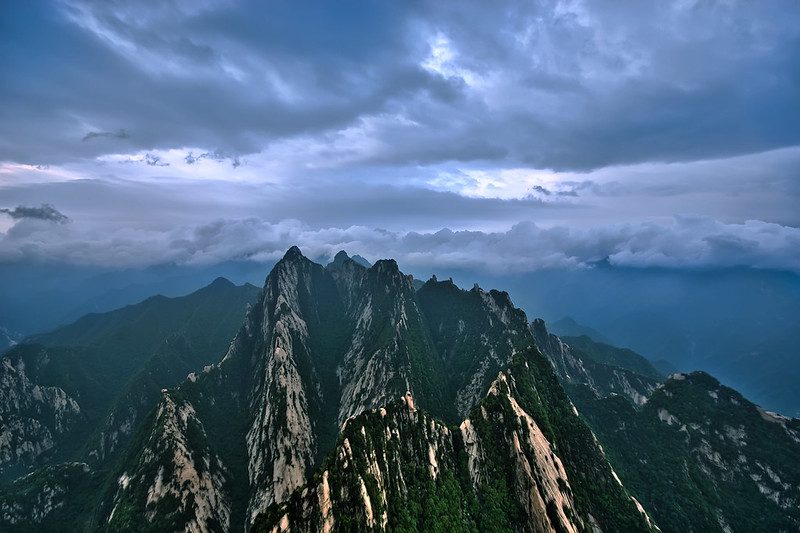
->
[1,0,799,273]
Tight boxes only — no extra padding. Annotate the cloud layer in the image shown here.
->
[1,0,798,170]
[0,1,798,273]
[1,214,797,274]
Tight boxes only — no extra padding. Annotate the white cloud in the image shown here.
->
[2,215,797,274]
[421,33,484,87]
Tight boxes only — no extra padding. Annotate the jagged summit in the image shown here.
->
[531,317,547,333]
[97,249,655,531]
[3,248,798,532]
[330,249,350,266]
[372,257,399,272]
[327,249,372,269]
[283,244,304,260]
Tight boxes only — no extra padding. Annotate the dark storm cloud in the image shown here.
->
[0,0,798,274]
[0,0,437,164]
[0,204,69,223]
[82,129,129,142]
[0,0,797,170]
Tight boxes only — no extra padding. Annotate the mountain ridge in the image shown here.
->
[532,319,800,532]
[103,247,655,531]
[2,248,798,532]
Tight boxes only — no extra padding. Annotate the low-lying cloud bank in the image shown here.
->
[1,215,797,274]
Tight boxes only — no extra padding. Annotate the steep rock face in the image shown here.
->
[254,393,459,533]
[244,250,438,518]
[99,249,445,529]
[335,259,443,425]
[104,248,656,531]
[254,360,656,532]
[532,319,659,407]
[0,348,82,479]
[0,462,99,531]
[463,372,582,532]
[579,372,800,532]
[0,279,258,487]
[107,391,230,532]
[245,247,337,520]
[416,279,531,420]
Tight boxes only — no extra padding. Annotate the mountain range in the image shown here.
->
[3,258,799,418]
[0,248,797,532]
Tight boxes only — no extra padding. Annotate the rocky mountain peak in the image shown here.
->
[3,247,798,532]
[350,254,371,268]
[367,258,415,294]
[283,245,304,261]
[531,317,548,337]
[371,258,399,274]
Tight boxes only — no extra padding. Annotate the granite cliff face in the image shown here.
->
[7,247,796,532]
[531,318,800,532]
[531,319,660,407]
[253,367,660,532]
[578,371,800,532]
[104,248,655,532]
[0,348,82,479]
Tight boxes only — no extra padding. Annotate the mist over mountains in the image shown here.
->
[1,247,798,532]
[3,256,798,418]
[1,1,799,530]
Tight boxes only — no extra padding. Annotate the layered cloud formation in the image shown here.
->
[3,1,798,169]
[2,214,797,274]
[0,0,798,272]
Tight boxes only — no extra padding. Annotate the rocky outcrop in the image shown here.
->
[416,279,533,420]
[0,462,96,528]
[335,258,437,424]
[255,392,458,532]
[245,247,319,521]
[254,364,656,532]
[0,349,81,479]
[465,372,582,532]
[579,371,800,532]
[532,318,659,406]
[107,392,230,532]
[102,248,657,531]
